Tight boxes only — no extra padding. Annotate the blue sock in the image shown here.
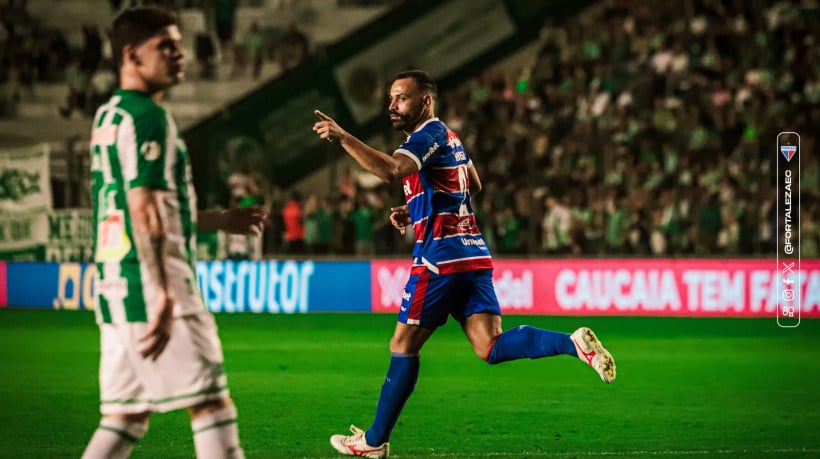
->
[486,325,577,364]
[365,353,420,446]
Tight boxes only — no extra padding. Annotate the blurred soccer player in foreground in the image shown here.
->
[313,70,616,458]
[83,7,267,459]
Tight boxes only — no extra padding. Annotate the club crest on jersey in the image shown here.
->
[446,129,462,148]
[140,141,161,161]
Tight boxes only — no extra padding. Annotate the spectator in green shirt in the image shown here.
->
[348,193,376,256]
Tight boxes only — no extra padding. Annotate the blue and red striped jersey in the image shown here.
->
[394,118,493,274]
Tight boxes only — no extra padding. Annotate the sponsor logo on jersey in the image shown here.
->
[91,125,117,146]
[97,276,128,301]
[422,142,439,162]
[97,211,132,261]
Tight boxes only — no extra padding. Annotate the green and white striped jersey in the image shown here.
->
[90,89,205,324]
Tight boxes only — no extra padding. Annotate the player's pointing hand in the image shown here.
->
[313,109,347,143]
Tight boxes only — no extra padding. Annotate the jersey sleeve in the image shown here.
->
[394,131,438,171]
[118,108,170,190]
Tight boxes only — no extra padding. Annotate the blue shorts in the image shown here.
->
[398,268,501,329]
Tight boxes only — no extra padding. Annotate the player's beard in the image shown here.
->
[389,110,407,130]
[390,109,423,132]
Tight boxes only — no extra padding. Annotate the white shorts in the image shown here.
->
[98,312,230,415]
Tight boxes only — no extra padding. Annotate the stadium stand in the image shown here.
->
[1,0,817,258]
[0,0,399,204]
[293,0,819,258]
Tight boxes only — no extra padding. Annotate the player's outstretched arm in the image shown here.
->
[312,109,416,183]
[198,207,270,235]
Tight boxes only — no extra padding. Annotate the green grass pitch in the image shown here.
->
[1,308,819,458]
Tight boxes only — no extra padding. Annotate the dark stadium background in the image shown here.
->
[1,0,818,457]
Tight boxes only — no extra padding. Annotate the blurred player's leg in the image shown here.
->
[190,402,244,459]
[81,416,147,459]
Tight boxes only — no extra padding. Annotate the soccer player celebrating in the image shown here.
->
[313,70,616,458]
[83,7,267,459]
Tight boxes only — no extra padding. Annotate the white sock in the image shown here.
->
[191,405,244,459]
[82,418,147,459]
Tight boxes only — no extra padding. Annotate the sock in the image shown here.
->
[191,404,244,459]
[81,418,147,459]
[486,325,577,364]
[365,353,420,446]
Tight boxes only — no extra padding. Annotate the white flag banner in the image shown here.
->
[0,143,52,213]
[0,211,48,259]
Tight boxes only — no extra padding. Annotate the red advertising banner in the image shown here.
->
[370,259,820,317]
[0,261,6,307]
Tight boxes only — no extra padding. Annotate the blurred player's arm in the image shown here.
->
[198,207,269,235]
[468,162,482,195]
[313,110,417,183]
[127,187,173,361]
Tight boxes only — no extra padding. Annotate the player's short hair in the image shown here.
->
[394,70,437,97]
[110,7,177,68]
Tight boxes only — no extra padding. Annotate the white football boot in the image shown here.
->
[570,327,616,383]
[330,425,389,458]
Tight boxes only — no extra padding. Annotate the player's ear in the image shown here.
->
[124,44,140,66]
[423,94,432,107]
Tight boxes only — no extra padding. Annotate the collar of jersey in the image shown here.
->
[409,117,440,136]
[115,88,151,99]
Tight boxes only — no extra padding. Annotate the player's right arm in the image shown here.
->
[119,104,175,361]
[128,187,174,361]
[312,110,417,183]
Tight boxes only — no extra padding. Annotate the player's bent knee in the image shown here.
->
[107,411,151,425]
[389,331,427,354]
[474,344,490,361]
[480,335,501,364]
[188,397,232,419]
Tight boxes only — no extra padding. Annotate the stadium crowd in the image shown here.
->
[3,0,818,259]
[252,0,818,259]
[0,0,312,118]
[443,0,820,259]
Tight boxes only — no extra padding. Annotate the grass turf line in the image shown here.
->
[0,309,818,458]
